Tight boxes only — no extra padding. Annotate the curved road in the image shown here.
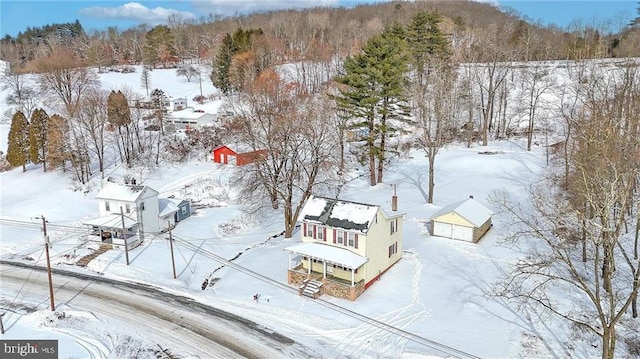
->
[0,262,314,359]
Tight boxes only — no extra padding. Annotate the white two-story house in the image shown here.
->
[286,196,404,301]
[83,183,162,250]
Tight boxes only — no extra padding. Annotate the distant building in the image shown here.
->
[211,145,267,166]
[162,97,188,111]
[168,109,216,130]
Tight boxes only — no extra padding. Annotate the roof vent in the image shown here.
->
[469,195,474,199]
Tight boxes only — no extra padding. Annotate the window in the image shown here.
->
[181,207,187,215]
[140,202,145,211]
[388,242,398,257]
[306,223,313,237]
[337,231,344,244]
[348,233,355,247]
[125,204,131,213]
[317,226,324,241]
[105,201,110,211]
[390,218,398,235]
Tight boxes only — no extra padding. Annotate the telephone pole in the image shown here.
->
[120,207,130,265]
[0,312,5,334]
[41,216,55,311]
[168,222,177,279]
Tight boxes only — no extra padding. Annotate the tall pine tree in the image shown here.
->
[334,26,409,185]
[7,111,30,172]
[29,108,50,171]
[211,33,235,94]
[211,28,263,94]
[143,25,177,68]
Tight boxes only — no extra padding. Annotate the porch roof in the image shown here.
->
[83,214,138,229]
[285,242,368,270]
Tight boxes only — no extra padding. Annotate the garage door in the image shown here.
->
[433,222,453,238]
[453,225,473,242]
[433,222,473,242]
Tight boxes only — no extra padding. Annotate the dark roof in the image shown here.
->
[299,196,380,233]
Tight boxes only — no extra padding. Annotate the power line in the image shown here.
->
[171,235,480,359]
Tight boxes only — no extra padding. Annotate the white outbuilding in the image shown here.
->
[430,196,494,243]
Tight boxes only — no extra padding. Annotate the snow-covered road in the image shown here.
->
[0,262,313,358]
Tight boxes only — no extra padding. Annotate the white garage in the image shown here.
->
[430,196,494,243]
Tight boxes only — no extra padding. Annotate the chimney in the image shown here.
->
[391,184,398,211]
[469,195,474,199]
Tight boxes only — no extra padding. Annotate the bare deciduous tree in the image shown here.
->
[226,70,340,238]
[33,47,99,118]
[413,60,460,203]
[493,61,640,359]
[1,72,38,118]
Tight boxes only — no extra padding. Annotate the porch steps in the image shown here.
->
[77,244,112,267]
[301,279,323,299]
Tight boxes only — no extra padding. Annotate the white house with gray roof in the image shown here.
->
[286,195,404,301]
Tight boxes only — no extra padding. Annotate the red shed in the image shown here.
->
[212,145,238,165]
[212,146,267,166]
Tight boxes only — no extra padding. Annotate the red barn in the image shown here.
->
[212,145,267,166]
[212,145,238,165]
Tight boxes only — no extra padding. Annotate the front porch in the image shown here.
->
[83,214,141,251]
[285,243,368,301]
[288,264,366,301]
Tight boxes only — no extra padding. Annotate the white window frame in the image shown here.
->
[337,230,344,244]
[105,201,110,211]
[317,226,324,241]
[306,223,313,237]
[347,232,355,247]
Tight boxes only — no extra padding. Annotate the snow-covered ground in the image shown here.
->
[0,63,617,358]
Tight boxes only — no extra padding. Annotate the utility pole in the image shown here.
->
[120,207,130,265]
[1,312,5,334]
[168,222,176,279]
[41,216,55,311]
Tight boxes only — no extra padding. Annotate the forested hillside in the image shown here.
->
[1,0,639,72]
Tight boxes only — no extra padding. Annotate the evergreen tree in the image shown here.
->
[7,111,30,172]
[46,114,68,170]
[406,12,451,84]
[334,27,410,185]
[211,33,236,95]
[29,108,50,171]
[143,25,177,68]
[210,28,263,94]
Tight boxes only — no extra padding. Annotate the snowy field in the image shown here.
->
[0,63,614,358]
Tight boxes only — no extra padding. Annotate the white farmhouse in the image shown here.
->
[83,183,164,249]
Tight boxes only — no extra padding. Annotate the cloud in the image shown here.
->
[79,2,196,23]
[190,0,340,16]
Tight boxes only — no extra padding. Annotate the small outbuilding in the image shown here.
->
[430,196,493,243]
[212,145,267,166]
[169,198,191,222]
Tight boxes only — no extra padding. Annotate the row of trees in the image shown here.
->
[7,109,65,172]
